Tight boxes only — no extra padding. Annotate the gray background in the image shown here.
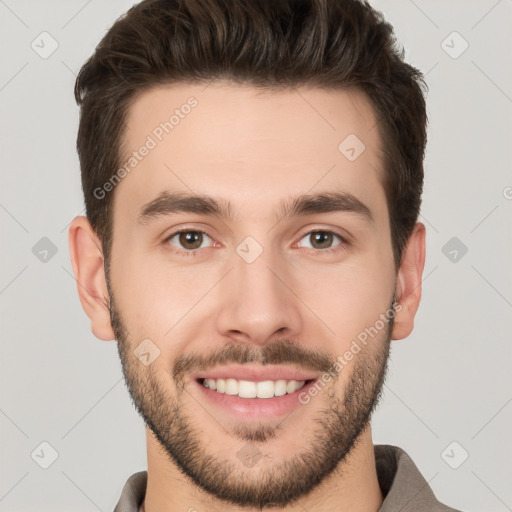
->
[1,0,511,511]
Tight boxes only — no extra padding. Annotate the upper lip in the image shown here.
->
[191,365,321,383]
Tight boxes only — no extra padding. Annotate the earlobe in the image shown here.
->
[391,222,426,340]
[68,216,115,341]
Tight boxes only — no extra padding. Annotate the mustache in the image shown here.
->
[172,339,336,384]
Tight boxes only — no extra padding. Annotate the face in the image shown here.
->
[106,82,398,507]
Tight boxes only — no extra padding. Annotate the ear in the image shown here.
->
[68,216,115,341]
[392,222,426,340]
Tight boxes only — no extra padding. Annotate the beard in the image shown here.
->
[108,285,393,509]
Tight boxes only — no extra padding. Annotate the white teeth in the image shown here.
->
[225,378,238,395]
[257,380,275,399]
[287,380,302,393]
[202,378,307,398]
[274,380,287,397]
[238,380,257,398]
[216,378,226,393]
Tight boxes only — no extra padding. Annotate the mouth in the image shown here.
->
[197,377,311,398]
[191,369,321,419]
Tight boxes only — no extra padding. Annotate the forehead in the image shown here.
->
[113,81,386,224]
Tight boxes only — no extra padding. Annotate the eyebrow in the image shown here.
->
[137,190,374,225]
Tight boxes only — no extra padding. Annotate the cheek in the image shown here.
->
[110,251,218,359]
[292,255,395,346]
[109,250,175,338]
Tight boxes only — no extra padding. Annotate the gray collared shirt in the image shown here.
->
[113,444,462,512]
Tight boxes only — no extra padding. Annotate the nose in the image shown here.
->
[214,247,303,346]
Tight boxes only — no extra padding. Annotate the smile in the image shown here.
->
[200,378,307,399]
[190,365,321,418]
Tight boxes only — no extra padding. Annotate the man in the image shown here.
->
[68,0,462,510]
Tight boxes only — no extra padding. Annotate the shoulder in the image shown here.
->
[113,471,147,512]
[374,444,464,512]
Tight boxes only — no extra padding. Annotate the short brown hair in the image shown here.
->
[75,0,427,269]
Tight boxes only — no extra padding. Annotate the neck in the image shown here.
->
[141,426,383,512]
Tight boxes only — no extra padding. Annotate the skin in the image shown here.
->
[69,81,426,512]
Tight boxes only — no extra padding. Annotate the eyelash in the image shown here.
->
[162,228,348,257]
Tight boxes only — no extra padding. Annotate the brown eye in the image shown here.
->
[167,230,212,251]
[310,231,333,249]
[298,230,344,251]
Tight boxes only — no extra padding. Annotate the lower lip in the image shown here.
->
[194,379,318,419]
